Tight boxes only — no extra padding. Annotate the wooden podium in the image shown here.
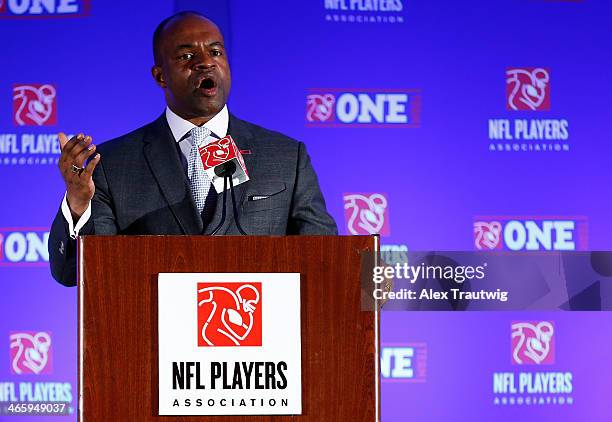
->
[77,235,379,421]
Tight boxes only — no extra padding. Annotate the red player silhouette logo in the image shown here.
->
[343,193,390,235]
[199,135,238,168]
[13,84,57,126]
[10,331,52,374]
[511,321,555,365]
[506,68,551,111]
[306,93,336,122]
[197,283,262,347]
[473,221,502,250]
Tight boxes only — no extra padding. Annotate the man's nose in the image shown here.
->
[193,54,215,71]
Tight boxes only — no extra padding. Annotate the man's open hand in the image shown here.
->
[58,132,101,221]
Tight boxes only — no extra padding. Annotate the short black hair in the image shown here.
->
[152,11,209,66]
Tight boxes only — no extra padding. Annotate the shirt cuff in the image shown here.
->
[61,193,92,239]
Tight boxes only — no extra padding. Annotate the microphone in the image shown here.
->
[200,136,248,235]
[214,160,237,179]
[199,135,249,192]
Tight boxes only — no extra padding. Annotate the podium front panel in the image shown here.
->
[78,235,379,421]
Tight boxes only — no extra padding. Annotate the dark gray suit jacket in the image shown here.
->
[49,113,337,286]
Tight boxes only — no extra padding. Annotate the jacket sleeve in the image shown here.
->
[287,142,338,235]
[48,159,117,286]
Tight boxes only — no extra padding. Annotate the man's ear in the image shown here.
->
[151,66,167,88]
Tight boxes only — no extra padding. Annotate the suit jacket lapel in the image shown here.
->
[143,114,203,235]
[205,114,257,235]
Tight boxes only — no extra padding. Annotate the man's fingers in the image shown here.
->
[58,132,69,150]
[60,134,84,157]
[68,135,93,159]
[73,143,97,167]
[61,133,85,155]
[82,153,101,176]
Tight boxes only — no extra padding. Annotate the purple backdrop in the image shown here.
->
[1,0,611,420]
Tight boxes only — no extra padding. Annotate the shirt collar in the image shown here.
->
[165,104,229,142]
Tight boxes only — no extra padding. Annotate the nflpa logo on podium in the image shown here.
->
[197,283,262,347]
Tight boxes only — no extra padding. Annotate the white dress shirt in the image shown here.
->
[61,105,230,238]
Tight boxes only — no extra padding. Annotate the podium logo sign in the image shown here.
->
[9,332,52,375]
[197,283,262,347]
[511,321,555,365]
[344,193,390,236]
[158,273,301,416]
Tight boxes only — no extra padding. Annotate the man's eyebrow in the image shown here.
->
[175,44,195,51]
[174,41,224,50]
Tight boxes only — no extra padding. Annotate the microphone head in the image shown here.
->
[214,160,237,178]
[200,135,249,193]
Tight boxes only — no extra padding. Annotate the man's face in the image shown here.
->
[153,15,231,122]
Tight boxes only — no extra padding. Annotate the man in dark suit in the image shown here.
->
[49,11,337,286]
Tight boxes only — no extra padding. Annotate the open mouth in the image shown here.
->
[199,77,216,90]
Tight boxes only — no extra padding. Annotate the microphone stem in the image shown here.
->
[228,174,247,235]
[209,175,228,235]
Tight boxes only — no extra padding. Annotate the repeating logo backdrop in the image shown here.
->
[1,0,611,420]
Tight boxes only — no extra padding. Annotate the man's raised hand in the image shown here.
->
[57,132,101,221]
